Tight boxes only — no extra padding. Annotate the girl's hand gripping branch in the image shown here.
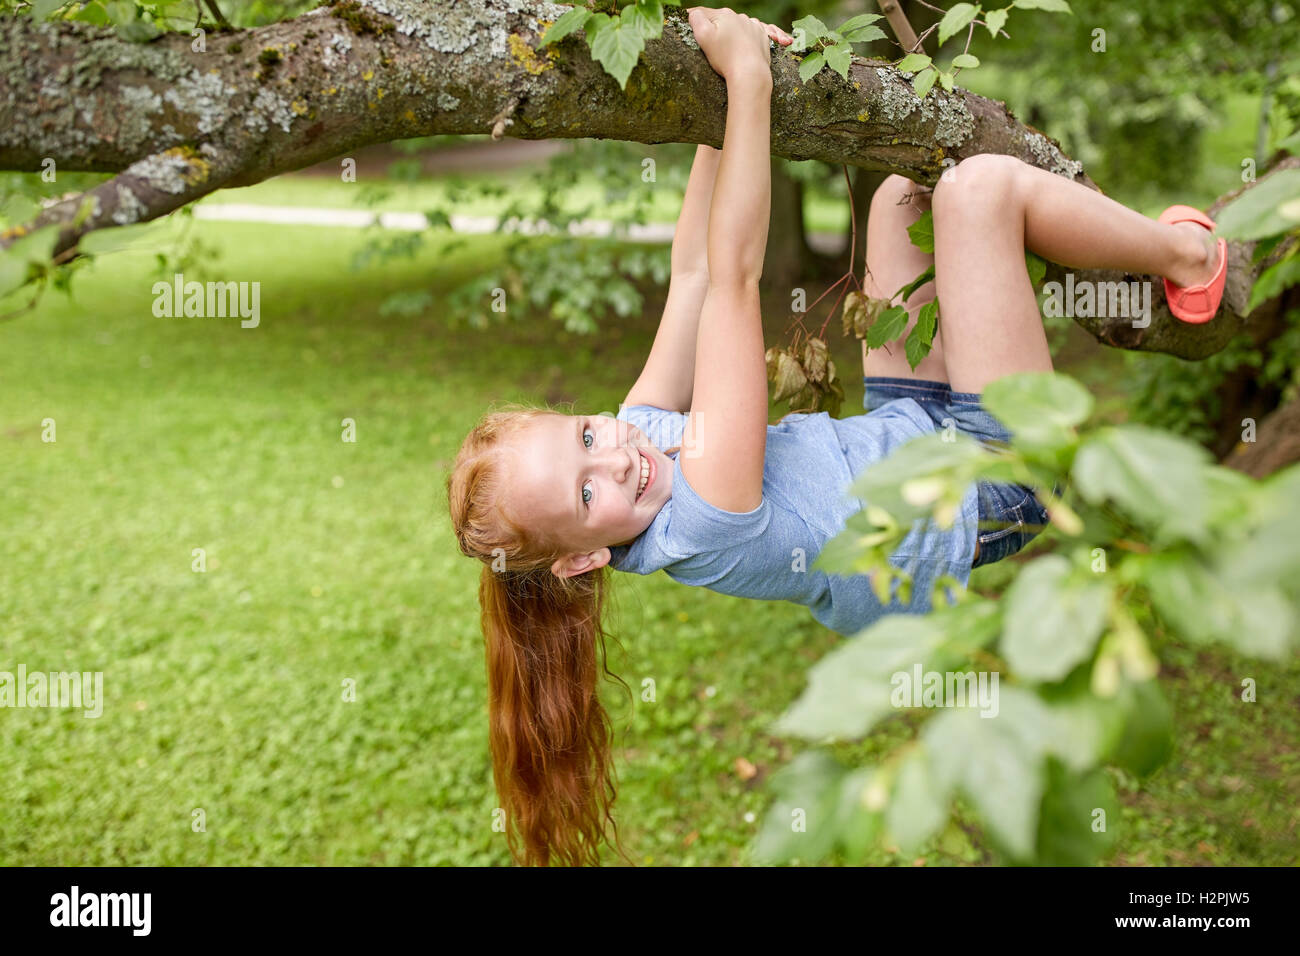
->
[687,6,792,85]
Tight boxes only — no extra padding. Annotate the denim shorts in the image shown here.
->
[864,376,1054,568]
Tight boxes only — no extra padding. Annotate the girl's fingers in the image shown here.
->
[764,22,794,45]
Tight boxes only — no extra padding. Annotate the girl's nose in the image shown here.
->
[605,445,632,475]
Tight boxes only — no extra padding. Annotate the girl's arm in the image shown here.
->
[621,145,720,413]
[680,9,775,514]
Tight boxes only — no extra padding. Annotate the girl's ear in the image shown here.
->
[551,548,612,579]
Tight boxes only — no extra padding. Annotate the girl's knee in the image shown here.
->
[932,154,1023,212]
[872,174,931,214]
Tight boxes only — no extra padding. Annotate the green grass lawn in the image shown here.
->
[193,149,856,237]
[1,218,1296,865]
[197,164,687,221]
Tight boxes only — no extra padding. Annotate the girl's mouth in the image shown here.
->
[634,448,655,502]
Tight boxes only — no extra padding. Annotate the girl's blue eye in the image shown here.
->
[581,425,595,508]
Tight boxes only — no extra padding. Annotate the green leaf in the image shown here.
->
[1218,468,1300,588]
[812,510,900,577]
[1230,587,1295,657]
[1251,232,1288,263]
[1108,679,1173,777]
[104,0,159,41]
[771,616,949,740]
[0,224,60,298]
[848,430,989,505]
[912,68,937,99]
[823,42,853,80]
[923,690,1046,861]
[1002,555,1112,681]
[791,14,829,51]
[982,370,1093,448]
[1247,250,1300,311]
[937,3,978,46]
[1013,0,1072,11]
[1143,553,1294,658]
[845,24,885,44]
[31,0,69,18]
[1072,425,1212,544]
[588,14,645,89]
[899,332,930,377]
[906,208,934,253]
[797,51,826,83]
[927,597,1004,660]
[834,767,885,861]
[628,0,664,41]
[904,300,938,369]
[1278,128,1300,155]
[538,6,590,47]
[886,748,951,853]
[754,751,846,863]
[68,0,111,24]
[1035,759,1116,865]
[865,305,909,348]
[1153,553,1256,644]
[1215,167,1300,240]
[837,13,885,42]
[984,7,1009,36]
[896,52,932,73]
[1037,683,1124,772]
[582,12,610,38]
[894,263,935,304]
[951,52,980,68]
[938,70,955,92]
[116,18,161,41]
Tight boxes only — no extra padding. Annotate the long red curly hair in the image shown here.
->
[446,401,644,866]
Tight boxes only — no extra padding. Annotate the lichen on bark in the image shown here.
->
[131,148,212,194]
[355,0,570,56]
[1023,128,1084,179]
[871,66,974,148]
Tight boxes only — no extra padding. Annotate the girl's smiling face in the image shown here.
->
[505,412,673,576]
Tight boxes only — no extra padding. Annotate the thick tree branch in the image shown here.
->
[9,144,243,260]
[0,0,1293,359]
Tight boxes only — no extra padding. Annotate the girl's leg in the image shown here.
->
[861,174,949,383]
[932,154,1219,394]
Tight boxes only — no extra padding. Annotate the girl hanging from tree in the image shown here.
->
[445,5,1227,867]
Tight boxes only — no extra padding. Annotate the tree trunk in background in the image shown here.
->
[1224,393,1300,477]
[1208,362,1286,460]
[763,154,813,295]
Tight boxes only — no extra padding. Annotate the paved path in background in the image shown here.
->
[191,203,847,254]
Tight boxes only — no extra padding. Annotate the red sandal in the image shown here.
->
[1158,204,1227,324]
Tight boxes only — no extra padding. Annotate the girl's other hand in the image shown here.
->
[687,6,790,83]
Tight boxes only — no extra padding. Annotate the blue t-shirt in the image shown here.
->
[608,400,979,637]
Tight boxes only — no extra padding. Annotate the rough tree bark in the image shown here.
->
[0,0,1295,361]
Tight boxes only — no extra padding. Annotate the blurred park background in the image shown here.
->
[1,0,1297,865]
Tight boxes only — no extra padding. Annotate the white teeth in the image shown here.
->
[636,453,650,499]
